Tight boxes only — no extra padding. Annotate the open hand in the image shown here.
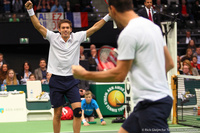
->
[83,122,90,126]
[25,0,33,10]
[101,121,106,125]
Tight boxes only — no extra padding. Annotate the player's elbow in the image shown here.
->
[114,75,126,82]
[166,61,174,72]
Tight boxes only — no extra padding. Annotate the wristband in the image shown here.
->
[100,118,104,123]
[27,8,35,16]
[82,119,86,123]
[103,14,111,22]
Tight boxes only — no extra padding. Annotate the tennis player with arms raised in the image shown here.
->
[72,0,174,132]
[25,1,111,133]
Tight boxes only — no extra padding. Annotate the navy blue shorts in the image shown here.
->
[122,95,173,133]
[84,111,95,118]
[49,74,81,108]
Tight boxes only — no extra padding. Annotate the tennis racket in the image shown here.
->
[97,45,118,71]
[98,45,134,118]
[104,0,117,29]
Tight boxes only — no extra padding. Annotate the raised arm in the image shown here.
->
[164,46,174,72]
[25,0,47,38]
[86,14,111,38]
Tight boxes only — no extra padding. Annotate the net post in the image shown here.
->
[171,75,177,124]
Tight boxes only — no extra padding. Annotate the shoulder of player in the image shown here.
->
[72,31,86,36]
[91,99,97,103]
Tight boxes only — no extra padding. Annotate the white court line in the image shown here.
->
[42,127,200,133]
[42,130,118,133]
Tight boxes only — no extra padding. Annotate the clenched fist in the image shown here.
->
[25,0,33,10]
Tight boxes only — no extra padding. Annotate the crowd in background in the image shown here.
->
[1,0,200,78]
[0,44,108,85]
[0,55,51,86]
[0,0,93,13]
[1,0,200,22]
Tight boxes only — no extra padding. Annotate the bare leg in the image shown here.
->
[118,127,129,133]
[71,102,82,133]
[53,106,63,133]
[88,116,94,122]
[85,117,89,122]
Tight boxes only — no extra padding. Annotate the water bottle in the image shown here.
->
[30,89,33,99]
[1,84,5,91]
[4,84,7,92]
[193,107,197,116]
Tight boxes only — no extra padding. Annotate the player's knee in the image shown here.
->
[73,108,82,118]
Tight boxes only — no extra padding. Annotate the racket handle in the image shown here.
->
[113,20,117,29]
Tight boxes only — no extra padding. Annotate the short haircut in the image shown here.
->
[85,90,92,96]
[29,73,36,78]
[108,0,133,13]
[58,19,72,29]
[40,58,46,63]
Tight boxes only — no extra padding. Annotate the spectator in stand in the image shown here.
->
[179,0,194,21]
[0,64,8,84]
[34,58,47,82]
[192,0,200,21]
[80,46,87,60]
[181,48,193,62]
[12,0,23,13]
[80,0,93,12]
[179,31,197,44]
[42,72,52,84]
[3,0,11,13]
[87,44,96,57]
[177,61,183,75]
[50,0,64,12]
[48,0,55,7]
[36,0,50,12]
[64,1,72,12]
[194,47,200,64]
[3,69,19,85]
[182,65,191,76]
[17,61,32,85]
[0,53,6,69]
[183,59,199,76]
[137,0,161,28]
[9,13,20,22]
[69,0,81,12]
[29,73,36,81]
[177,55,181,62]
[191,56,200,74]
[187,39,196,54]
[154,0,163,13]
[88,49,98,71]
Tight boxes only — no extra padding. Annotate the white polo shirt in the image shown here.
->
[46,30,86,76]
[117,17,172,105]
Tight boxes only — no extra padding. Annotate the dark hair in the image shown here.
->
[193,55,197,59]
[58,19,72,29]
[29,73,36,79]
[39,58,46,63]
[108,0,133,12]
[22,61,31,72]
